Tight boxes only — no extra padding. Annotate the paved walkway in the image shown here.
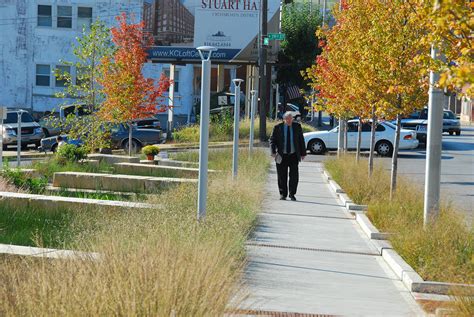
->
[242,161,424,316]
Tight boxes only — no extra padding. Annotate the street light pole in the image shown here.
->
[249,90,258,153]
[258,0,268,142]
[423,46,446,227]
[232,79,244,179]
[196,46,216,222]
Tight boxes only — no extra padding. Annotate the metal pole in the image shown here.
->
[232,79,243,179]
[258,0,268,142]
[17,110,22,167]
[167,64,175,140]
[196,46,216,221]
[275,84,280,120]
[423,46,446,227]
[250,90,257,153]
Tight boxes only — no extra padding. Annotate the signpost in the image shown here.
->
[267,33,286,41]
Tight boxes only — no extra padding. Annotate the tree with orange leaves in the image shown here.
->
[99,13,170,155]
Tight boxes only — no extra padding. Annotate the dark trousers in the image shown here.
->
[276,153,299,197]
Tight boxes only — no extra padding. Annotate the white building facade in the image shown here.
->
[0,1,191,118]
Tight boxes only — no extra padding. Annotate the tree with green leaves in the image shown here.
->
[53,20,116,153]
[277,0,323,107]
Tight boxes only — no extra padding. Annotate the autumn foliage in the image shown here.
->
[98,13,170,123]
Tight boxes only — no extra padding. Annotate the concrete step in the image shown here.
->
[0,191,153,211]
[114,162,204,178]
[87,154,139,164]
[53,171,197,193]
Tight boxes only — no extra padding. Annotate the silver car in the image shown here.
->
[2,110,44,150]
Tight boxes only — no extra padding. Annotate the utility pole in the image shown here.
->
[423,46,446,227]
[258,0,268,142]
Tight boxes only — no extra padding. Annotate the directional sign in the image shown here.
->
[268,33,286,41]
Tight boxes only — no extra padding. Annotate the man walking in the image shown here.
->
[270,111,306,201]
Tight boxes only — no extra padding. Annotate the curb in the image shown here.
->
[355,213,391,240]
[321,167,474,297]
[0,243,100,260]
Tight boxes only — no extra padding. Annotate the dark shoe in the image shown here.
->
[289,195,296,201]
[280,195,287,200]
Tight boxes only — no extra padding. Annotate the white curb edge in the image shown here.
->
[321,167,474,297]
[0,244,100,260]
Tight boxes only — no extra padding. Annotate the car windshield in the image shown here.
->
[4,112,35,124]
[383,121,397,129]
[443,111,456,119]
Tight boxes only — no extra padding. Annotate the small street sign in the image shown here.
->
[268,33,286,41]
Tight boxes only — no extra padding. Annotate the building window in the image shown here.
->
[37,5,52,27]
[55,65,71,87]
[78,7,93,30]
[36,64,51,86]
[57,6,72,28]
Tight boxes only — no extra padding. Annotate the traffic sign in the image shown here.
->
[268,33,286,41]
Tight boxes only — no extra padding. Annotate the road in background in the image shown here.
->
[305,124,474,224]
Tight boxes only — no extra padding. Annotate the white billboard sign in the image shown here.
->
[146,0,280,63]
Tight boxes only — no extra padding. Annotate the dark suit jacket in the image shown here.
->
[270,122,306,162]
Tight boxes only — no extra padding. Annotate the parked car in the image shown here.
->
[39,123,164,153]
[304,120,419,156]
[40,104,161,136]
[277,103,302,121]
[397,109,461,143]
[40,104,91,137]
[2,109,44,150]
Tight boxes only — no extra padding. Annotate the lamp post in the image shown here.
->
[249,90,258,153]
[0,107,6,169]
[196,46,216,221]
[232,78,244,179]
[423,46,446,227]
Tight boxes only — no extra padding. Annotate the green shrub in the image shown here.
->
[142,145,160,156]
[55,144,87,164]
[1,168,47,194]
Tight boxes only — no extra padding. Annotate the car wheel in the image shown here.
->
[375,140,393,157]
[51,144,58,153]
[449,131,454,136]
[122,139,142,154]
[308,139,326,155]
[456,131,461,136]
[2,144,7,151]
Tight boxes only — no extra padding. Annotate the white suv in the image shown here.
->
[2,110,44,150]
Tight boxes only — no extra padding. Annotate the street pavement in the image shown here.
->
[241,161,424,316]
[305,124,474,224]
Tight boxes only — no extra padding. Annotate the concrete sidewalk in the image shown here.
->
[241,161,424,316]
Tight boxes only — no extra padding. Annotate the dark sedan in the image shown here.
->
[39,124,164,153]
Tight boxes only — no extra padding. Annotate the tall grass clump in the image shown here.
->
[173,117,316,143]
[0,148,270,315]
[325,156,473,285]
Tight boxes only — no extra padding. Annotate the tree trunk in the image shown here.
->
[390,112,402,200]
[128,122,133,156]
[343,119,348,153]
[356,117,362,162]
[368,106,376,177]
